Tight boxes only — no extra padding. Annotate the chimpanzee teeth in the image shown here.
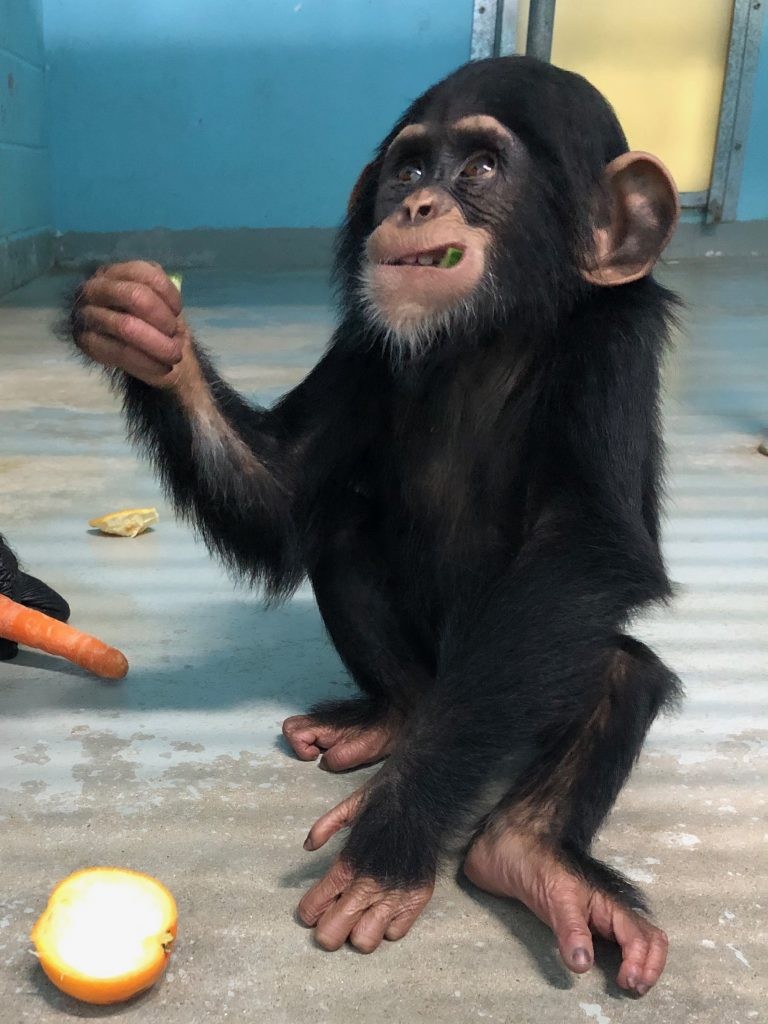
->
[386,250,449,267]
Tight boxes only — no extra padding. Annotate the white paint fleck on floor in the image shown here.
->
[580,1003,611,1024]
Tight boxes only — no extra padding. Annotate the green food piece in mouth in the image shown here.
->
[439,247,463,269]
[167,272,183,294]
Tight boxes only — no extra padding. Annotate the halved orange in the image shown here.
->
[31,867,177,1005]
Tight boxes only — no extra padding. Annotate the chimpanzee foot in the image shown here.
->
[282,699,402,771]
[298,784,432,951]
[463,832,668,995]
[298,855,434,953]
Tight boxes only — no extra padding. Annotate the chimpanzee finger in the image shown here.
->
[384,908,421,942]
[315,881,433,952]
[81,276,179,337]
[547,896,594,974]
[97,260,183,316]
[349,902,396,953]
[314,886,372,951]
[613,910,668,995]
[383,886,433,941]
[635,928,669,994]
[281,715,327,760]
[79,305,183,366]
[303,787,366,851]
[297,858,356,927]
[78,330,176,388]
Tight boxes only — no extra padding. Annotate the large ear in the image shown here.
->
[347,161,377,216]
[582,152,680,287]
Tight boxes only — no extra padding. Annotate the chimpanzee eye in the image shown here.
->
[397,162,423,184]
[460,152,496,179]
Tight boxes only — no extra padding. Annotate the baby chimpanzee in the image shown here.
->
[67,57,680,993]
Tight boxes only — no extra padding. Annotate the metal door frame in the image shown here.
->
[470,0,766,222]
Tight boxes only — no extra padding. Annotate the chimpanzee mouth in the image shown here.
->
[381,246,464,269]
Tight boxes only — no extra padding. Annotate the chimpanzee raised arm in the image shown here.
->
[68,263,388,598]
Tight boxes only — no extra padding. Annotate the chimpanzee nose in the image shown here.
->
[401,189,445,225]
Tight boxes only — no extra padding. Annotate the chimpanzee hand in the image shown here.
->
[298,785,434,952]
[0,534,70,660]
[71,262,187,389]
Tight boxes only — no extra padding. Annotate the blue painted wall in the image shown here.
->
[43,0,472,233]
[0,0,52,246]
[738,12,768,221]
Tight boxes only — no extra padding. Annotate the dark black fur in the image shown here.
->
[67,57,682,907]
[0,533,70,659]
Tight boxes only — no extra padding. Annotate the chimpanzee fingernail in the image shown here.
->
[303,835,314,851]
[626,974,638,988]
[636,984,649,996]
[572,947,592,967]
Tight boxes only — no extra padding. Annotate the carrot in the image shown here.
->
[0,594,128,680]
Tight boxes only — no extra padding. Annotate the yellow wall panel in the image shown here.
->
[517,0,733,193]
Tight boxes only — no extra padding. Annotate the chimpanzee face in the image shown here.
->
[359,115,531,352]
[350,61,678,361]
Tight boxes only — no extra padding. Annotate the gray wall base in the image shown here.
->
[0,231,54,296]
[54,227,338,272]
[666,220,768,259]
[14,221,767,285]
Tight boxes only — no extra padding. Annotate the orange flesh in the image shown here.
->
[31,868,177,1005]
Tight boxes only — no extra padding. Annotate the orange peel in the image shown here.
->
[89,508,159,537]
[31,867,177,1005]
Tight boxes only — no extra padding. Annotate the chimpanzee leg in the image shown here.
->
[283,506,435,771]
[464,635,681,994]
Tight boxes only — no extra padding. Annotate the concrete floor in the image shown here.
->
[0,259,766,1024]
